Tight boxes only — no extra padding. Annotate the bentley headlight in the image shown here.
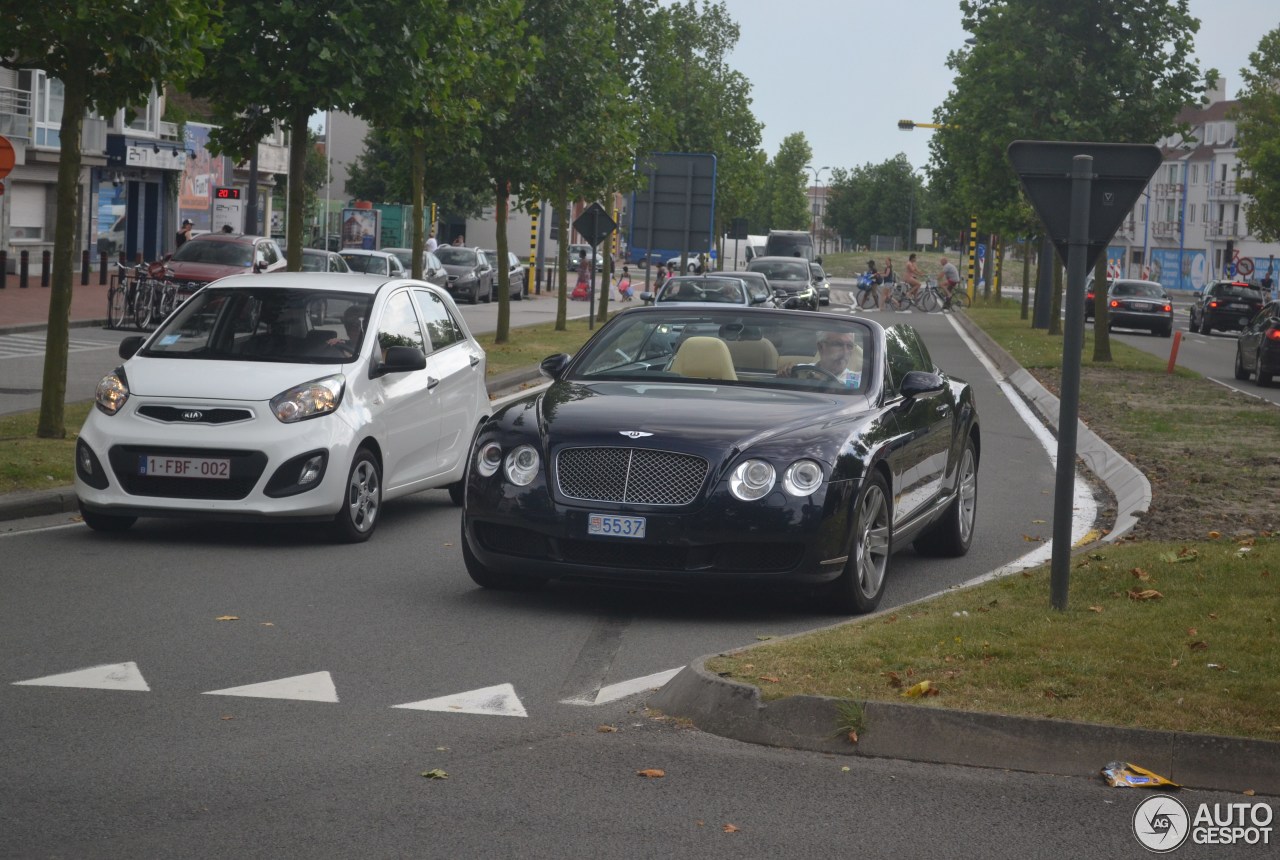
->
[477,441,504,477]
[783,459,824,497]
[505,444,540,486]
[270,374,345,423]
[94,368,130,416]
[730,459,776,501]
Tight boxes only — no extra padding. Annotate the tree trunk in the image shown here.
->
[37,68,87,438]
[1091,254,1112,362]
[595,192,613,323]
[410,135,426,280]
[494,177,511,344]
[1021,238,1031,320]
[286,105,309,270]
[1048,258,1063,337]
[555,184,568,331]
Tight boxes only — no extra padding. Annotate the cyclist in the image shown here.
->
[903,253,923,302]
[938,257,961,310]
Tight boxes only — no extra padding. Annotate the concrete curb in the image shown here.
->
[650,655,1280,795]
[947,310,1151,542]
[0,319,109,336]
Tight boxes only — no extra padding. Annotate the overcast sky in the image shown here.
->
[721,0,1277,179]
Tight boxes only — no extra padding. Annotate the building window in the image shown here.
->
[32,71,64,148]
[1189,205,1195,224]
[10,182,46,241]
[1190,164,1198,184]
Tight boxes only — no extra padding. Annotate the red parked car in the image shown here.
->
[159,233,287,286]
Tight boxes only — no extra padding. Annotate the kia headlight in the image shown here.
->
[94,368,130,416]
[271,375,345,423]
[730,459,776,501]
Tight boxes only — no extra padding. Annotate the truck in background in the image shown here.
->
[721,233,767,270]
[765,229,818,262]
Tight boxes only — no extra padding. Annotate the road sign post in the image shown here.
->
[1008,141,1162,611]
[573,202,618,330]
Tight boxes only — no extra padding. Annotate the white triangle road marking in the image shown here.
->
[392,682,527,717]
[203,671,338,702]
[561,667,684,706]
[12,661,150,691]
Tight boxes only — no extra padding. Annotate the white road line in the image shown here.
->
[13,661,150,691]
[561,667,685,706]
[393,682,528,717]
[947,315,1097,585]
[204,671,339,702]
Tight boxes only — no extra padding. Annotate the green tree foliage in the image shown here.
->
[755,133,813,231]
[931,0,1212,347]
[1235,27,1280,243]
[825,155,930,250]
[190,0,413,269]
[345,128,489,221]
[356,0,527,282]
[1,0,220,437]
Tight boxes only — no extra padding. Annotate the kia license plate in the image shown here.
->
[139,455,230,479]
[588,513,646,538]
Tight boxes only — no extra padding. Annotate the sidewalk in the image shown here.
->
[0,278,110,332]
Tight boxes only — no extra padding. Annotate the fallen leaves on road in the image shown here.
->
[220,715,234,721]
[597,725,618,733]
[421,769,448,780]
[636,768,665,778]
[1022,533,1044,542]
[723,824,739,833]
[214,615,239,621]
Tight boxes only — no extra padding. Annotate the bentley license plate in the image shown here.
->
[139,455,230,479]
[588,513,646,538]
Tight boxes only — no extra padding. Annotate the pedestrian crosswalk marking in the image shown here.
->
[203,671,339,702]
[12,661,150,691]
[0,333,113,360]
[392,683,528,717]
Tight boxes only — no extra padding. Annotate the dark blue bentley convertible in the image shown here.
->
[460,306,980,613]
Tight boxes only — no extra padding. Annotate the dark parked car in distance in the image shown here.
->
[1105,280,1173,337]
[384,247,449,289]
[435,246,494,304]
[1234,300,1280,386]
[746,256,819,311]
[1190,280,1266,335]
[481,249,527,300]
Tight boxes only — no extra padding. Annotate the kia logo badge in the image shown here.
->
[182,410,205,421]
[619,430,652,439]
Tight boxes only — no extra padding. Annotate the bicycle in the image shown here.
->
[854,271,881,310]
[108,263,147,330]
[884,279,922,312]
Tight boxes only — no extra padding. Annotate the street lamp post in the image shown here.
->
[805,165,828,251]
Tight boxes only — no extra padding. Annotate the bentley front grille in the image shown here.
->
[556,447,707,506]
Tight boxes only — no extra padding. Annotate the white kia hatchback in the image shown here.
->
[75,272,490,542]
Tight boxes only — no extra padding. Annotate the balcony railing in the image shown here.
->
[1152,183,1183,198]
[1150,221,1178,237]
[1208,180,1241,201]
[0,85,33,142]
[1206,220,1242,238]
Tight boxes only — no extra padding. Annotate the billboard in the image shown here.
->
[628,152,717,266]
[1148,248,1208,293]
[178,123,227,232]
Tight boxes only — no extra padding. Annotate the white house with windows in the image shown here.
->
[1109,80,1280,292]
[0,68,288,272]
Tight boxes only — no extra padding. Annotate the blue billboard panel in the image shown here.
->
[1148,248,1208,293]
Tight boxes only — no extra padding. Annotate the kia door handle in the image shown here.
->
[469,354,480,367]
[427,376,440,391]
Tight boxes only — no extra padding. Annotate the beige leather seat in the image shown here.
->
[724,329,779,371]
[670,337,738,381]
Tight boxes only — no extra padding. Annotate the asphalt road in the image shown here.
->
[0,294,1263,858]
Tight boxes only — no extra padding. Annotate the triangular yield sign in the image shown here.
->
[203,671,338,702]
[392,683,527,717]
[1007,140,1163,271]
[13,661,150,691]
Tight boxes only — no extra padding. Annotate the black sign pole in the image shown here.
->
[1050,155,1094,611]
[588,243,596,330]
[644,170,656,289]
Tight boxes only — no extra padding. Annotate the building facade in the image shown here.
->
[1110,83,1280,293]
[0,69,288,272]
